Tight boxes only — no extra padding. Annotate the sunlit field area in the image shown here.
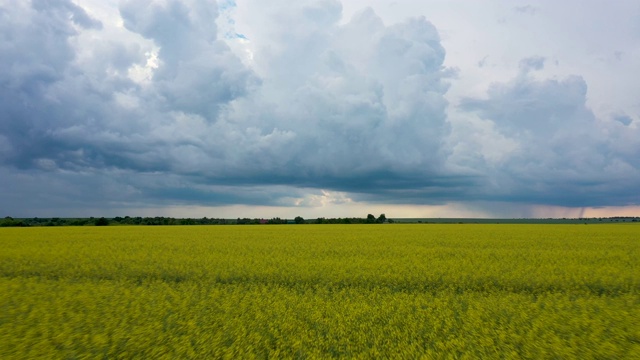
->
[1,224,639,358]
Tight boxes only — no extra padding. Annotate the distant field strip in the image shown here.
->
[1,225,639,358]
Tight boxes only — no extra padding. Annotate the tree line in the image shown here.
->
[0,214,393,227]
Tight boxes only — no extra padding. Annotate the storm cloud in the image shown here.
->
[0,0,638,217]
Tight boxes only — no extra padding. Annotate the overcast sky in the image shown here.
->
[1,0,639,218]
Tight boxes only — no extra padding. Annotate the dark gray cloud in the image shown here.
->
[0,0,106,168]
[513,5,538,16]
[119,0,257,119]
[456,71,640,207]
[519,56,545,73]
[0,0,455,213]
[461,74,589,136]
[614,114,633,126]
[0,0,639,216]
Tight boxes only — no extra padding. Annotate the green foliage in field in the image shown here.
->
[1,225,639,358]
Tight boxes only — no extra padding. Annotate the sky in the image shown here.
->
[1,0,639,219]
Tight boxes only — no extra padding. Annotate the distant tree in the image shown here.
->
[68,219,89,226]
[1,216,27,227]
[294,216,305,224]
[376,214,387,223]
[180,218,195,225]
[95,217,109,226]
[366,214,376,224]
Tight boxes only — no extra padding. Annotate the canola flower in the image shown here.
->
[0,224,639,358]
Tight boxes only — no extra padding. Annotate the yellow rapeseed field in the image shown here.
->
[1,224,638,358]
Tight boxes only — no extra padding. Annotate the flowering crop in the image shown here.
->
[1,224,638,358]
